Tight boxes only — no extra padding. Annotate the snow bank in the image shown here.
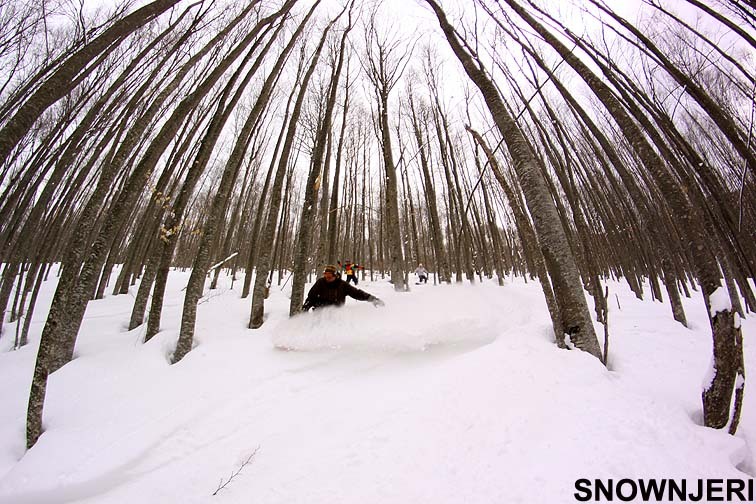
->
[0,269,752,504]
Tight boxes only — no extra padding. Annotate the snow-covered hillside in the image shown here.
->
[0,266,753,503]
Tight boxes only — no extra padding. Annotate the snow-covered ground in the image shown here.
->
[0,266,753,503]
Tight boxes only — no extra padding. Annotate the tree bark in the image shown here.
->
[425,0,600,356]
[0,0,183,167]
[501,0,743,429]
[250,1,330,329]
[291,5,353,315]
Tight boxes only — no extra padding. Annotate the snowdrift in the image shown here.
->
[0,267,753,503]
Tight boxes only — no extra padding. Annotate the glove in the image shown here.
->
[370,297,385,307]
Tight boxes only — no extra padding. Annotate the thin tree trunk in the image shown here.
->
[250,2,329,329]
[291,5,352,315]
[172,4,307,361]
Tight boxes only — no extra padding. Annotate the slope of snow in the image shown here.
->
[0,267,753,503]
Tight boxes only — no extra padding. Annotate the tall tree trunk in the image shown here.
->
[250,1,331,329]
[0,0,184,166]
[467,126,564,346]
[325,69,352,268]
[501,0,742,429]
[409,96,449,283]
[425,0,600,356]
[25,0,287,450]
[291,5,353,315]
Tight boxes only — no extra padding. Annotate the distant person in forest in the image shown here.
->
[338,260,363,285]
[302,265,384,311]
[414,263,429,284]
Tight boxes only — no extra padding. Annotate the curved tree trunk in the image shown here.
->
[291,6,352,315]
[250,0,329,329]
[25,0,279,450]
[0,0,183,166]
[501,0,742,429]
[172,4,305,362]
[425,0,600,357]
[408,95,449,283]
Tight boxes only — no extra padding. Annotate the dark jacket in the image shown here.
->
[303,277,373,310]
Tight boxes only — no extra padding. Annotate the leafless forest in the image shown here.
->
[0,0,753,448]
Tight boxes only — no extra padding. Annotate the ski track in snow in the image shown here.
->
[0,267,753,503]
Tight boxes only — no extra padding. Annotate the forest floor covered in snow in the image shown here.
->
[0,266,753,503]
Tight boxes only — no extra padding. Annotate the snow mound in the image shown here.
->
[271,284,500,352]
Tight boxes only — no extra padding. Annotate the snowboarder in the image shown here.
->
[414,263,428,284]
[338,260,363,285]
[302,265,384,311]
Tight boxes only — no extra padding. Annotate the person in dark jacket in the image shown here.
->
[302,265,384,311]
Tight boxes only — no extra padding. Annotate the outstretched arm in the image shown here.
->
[345,283,384,306]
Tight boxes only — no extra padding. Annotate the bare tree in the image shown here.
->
[361,9,414,291]
[498,0,743,430]
[290,3,354,316]
[0,0,183,167]
[249,0,336,329]
[424,0,601,357]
